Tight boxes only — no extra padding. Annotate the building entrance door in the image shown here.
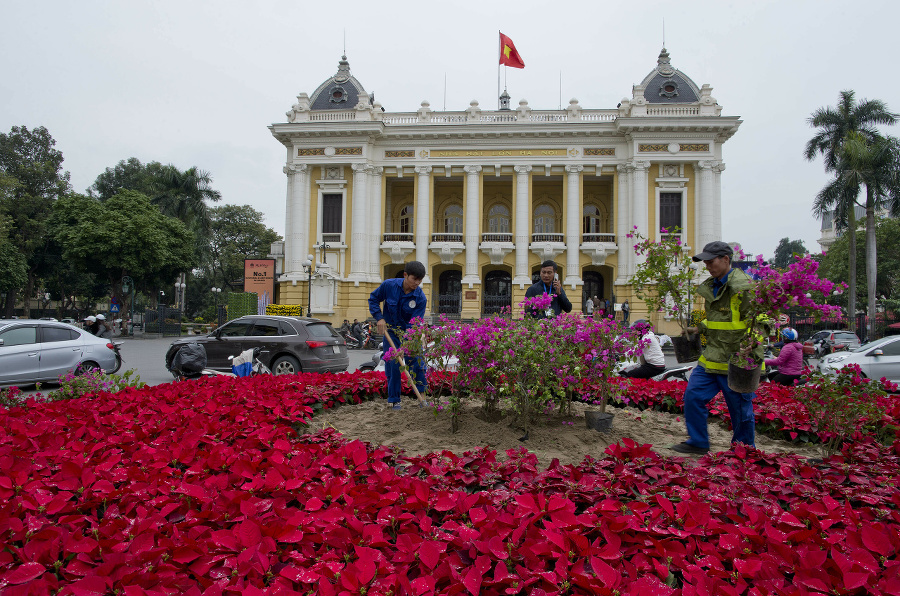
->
[483,270,511,316]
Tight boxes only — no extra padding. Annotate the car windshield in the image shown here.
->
[834,333,858,341]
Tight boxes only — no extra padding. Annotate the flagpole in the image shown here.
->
[497,31,501,109]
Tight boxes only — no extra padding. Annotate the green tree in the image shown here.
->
[837,133,900,339]
[152,165,222,232]
[0,125,71,317]
[207,204,281,288]
[805,90,898,332]
[771,237,807,269]
[87,157,166,201]
[51,191,196,308]
[819,216,900,315]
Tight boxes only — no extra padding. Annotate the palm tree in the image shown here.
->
[805,90,897,332]
[152,165,222,233]
[839,133,900,340]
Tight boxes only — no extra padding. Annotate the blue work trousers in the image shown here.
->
[683,365,755,449]
[383,334,426,403]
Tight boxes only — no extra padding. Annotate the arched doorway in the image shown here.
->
[437,270,461,316]
[582,271,604,310]
[483,270,511,316]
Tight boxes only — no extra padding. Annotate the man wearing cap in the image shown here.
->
[671,241,761,454]
[83,315,97,335]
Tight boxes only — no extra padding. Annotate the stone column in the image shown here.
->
[463,165,482,285]
[696,161,716,249]
[369,167,384,281]
[630,160,650,272]
[564,165,583,285]
[282,165,294,275]
[285,164,309,276]
[415,165,432,282]
[384,180,393,233]
[513,165,532,285]
[349,163,370,282]
[615,163,631,284]
[713,162,725,242]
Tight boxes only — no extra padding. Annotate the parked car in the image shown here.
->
[804,330,861,358]
[0,319,120,387]
[165,315,349,376]
[818,335,900,385]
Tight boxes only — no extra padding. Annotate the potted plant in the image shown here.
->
[627,226,702,362]
[727,254,844,392]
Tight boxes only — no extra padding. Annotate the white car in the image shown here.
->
[818,335,900,385]
[0,319,121,387]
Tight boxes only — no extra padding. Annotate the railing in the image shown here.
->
[431,233,463,243]
[308,111,357,122]
[303,106,708,125]
[383,233,413,242]
[438,294,461,314]
[531,233,564,243]
[483,295,511,316]
[321,234,342,244]
[582,233,616,243]
[660,233,682,243]
[481,233,513,243]
[646,106,700,117]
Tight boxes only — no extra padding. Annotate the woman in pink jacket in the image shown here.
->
[765,328,805,386]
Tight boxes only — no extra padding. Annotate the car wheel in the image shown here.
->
[74,361,100,376]
[271,355,301,376]
[111,354,122,374]
[358,363,375,372]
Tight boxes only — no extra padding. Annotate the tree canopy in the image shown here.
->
[0,125,71,316]
[51,190,196,304]
[771,238,808,269]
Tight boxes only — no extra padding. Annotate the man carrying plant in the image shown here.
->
[525,260,572,319]
[671,241,761,454]
[368,261,428,410]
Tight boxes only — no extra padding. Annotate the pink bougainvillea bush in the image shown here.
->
[2,373,900,594]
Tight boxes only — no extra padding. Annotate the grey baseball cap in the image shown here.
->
[692,241,734,262]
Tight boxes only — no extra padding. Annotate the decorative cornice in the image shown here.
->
[638,144,669,152]
[335,147,363,156]
[297,148,325,156]
[679,144,710,152]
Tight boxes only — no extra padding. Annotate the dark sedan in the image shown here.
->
[165,315,348,376]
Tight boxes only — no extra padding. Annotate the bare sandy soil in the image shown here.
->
[304,396,822,467]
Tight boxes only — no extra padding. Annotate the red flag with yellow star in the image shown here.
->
[499,32,525,69]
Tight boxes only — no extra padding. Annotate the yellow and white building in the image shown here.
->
[268,49,741,331]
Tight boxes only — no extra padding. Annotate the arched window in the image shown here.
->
[488,204,510,233]
[583,205,602,234]
[443,205,463,234]
[399,205,413,234]
[534,204,556,234]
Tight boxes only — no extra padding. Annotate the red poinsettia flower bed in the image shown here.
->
[2,374,900,594]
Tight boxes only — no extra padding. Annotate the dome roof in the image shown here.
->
[308,55,371,111]
[639,48,701,104]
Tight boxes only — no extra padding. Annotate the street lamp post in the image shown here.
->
[175,282,186,311]
[122,276,134,335]
[302,254,315,317]
[211,287,222,327]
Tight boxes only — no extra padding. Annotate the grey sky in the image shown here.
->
[3,0,898,258]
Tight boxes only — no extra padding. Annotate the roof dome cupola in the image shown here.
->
[639,47,701,104]
[499,89,511,110]
[307,55,372,111]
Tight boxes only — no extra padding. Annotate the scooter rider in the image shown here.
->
[765,328,804,386]
[620,320,667,379]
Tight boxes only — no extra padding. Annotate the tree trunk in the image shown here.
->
[23,273,35,319]
[866,187,877,342]
[847,206,857,333]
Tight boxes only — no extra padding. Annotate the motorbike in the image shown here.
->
[167,344,271,380]
[110,341,123,374]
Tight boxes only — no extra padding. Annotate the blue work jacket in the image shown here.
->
[368,278,427,332]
